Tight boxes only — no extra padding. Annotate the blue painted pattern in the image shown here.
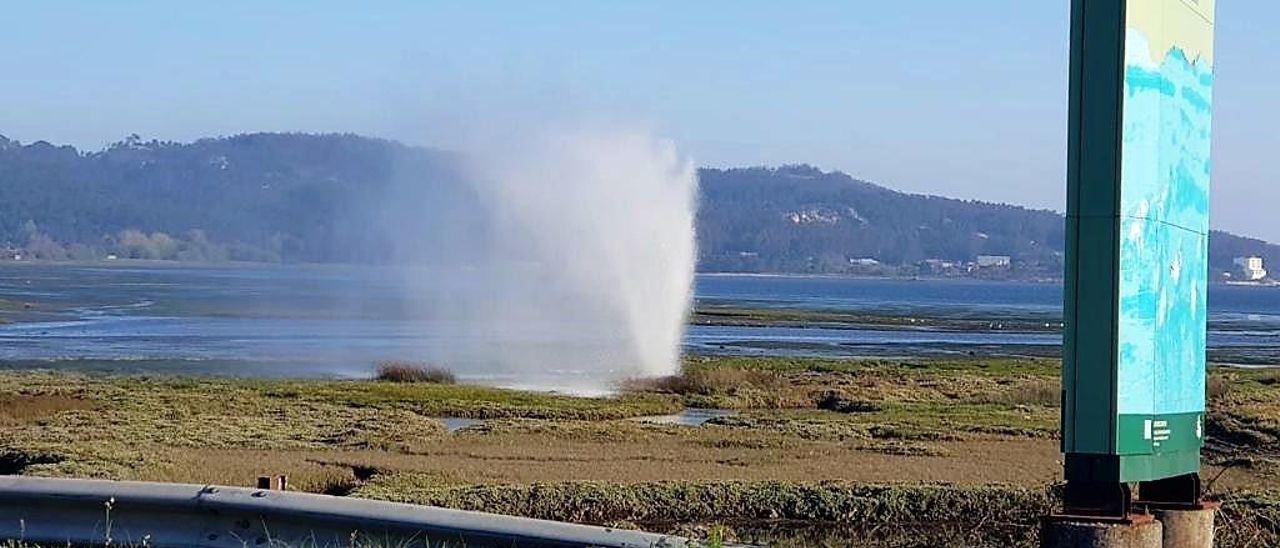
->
[1116,34,1213,417]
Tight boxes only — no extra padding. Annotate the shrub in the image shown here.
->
[620,368,797,409]
[815,390,882,413]
[375,361,457,384]
[621,368,784,397]
[1207,375,1231,401]
[971,378,1061,407]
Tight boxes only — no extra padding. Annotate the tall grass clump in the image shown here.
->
[375,362,457,384]
[1207,374,1231,402]
[620,368,795,409]
[970,378,1061,407]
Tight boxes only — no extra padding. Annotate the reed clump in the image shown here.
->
[375,362,457,385]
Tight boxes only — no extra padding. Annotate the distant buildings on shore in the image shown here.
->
[853,254,1026,278]
[976,255,1012,268]
[1232,256,1268,281]
[917,255,1016,276]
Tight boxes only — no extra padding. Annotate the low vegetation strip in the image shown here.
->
[1217,492,1280,547]
[354,479,1054,532]
[691,305,1062,333]
[353,479,1280,547]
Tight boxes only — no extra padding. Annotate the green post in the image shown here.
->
[1062,0,1215,508]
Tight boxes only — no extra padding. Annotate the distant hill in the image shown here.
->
[0,133,457,263]
[698,165,1068,274]
[0,132,1275,277]
[697,165,1280,278]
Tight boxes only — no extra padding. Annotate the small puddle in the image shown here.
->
[630,408,737,426]
[436,417,483,432]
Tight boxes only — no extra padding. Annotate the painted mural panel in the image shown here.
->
[1114,0,1214,459]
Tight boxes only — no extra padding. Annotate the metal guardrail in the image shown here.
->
[0,476,691,547]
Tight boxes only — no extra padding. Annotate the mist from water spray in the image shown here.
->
[388,127,697,391]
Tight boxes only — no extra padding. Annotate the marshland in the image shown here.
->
[6,354,1280,546]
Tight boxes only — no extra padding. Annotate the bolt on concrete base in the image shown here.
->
[1153,505,1216,548]
[1041,518,1163,548]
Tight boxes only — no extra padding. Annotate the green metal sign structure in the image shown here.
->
[1063,0,1215,489]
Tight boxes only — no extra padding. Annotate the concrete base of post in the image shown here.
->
[1040,518,1163,548]
[1152,504,1216,548]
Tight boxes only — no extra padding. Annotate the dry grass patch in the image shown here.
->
[0,394,95,426]
[968,377,1061,407]
[375,361,456,384]
[622,368,809,409]
[1208,374,1233,401]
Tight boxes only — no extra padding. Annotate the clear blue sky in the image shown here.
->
[4,2,1278,240]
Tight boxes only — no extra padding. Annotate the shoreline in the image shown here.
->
[5,261,1278,287]
[6,260,1060,283]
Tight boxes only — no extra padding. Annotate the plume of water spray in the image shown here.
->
[391,126,697,391]
[477,129,697,378]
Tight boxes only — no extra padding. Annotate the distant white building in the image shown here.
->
[849,257,880,266]
[786,208,841,225]
[1234,256,1267,281]
[976,255,1012,268]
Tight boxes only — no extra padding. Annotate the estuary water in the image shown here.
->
[2,264,1279,385]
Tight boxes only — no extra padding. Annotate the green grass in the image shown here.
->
[351,478,1280,548]
[0,372,681,479]
[355,479,1055,547]
[355,478,1056,527]
[110,374,681,419]
[635,357,1064,426]
[680,355,1060,378]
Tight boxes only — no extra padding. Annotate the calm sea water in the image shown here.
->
[2,264,1279,380]
[692,275,1280,361]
